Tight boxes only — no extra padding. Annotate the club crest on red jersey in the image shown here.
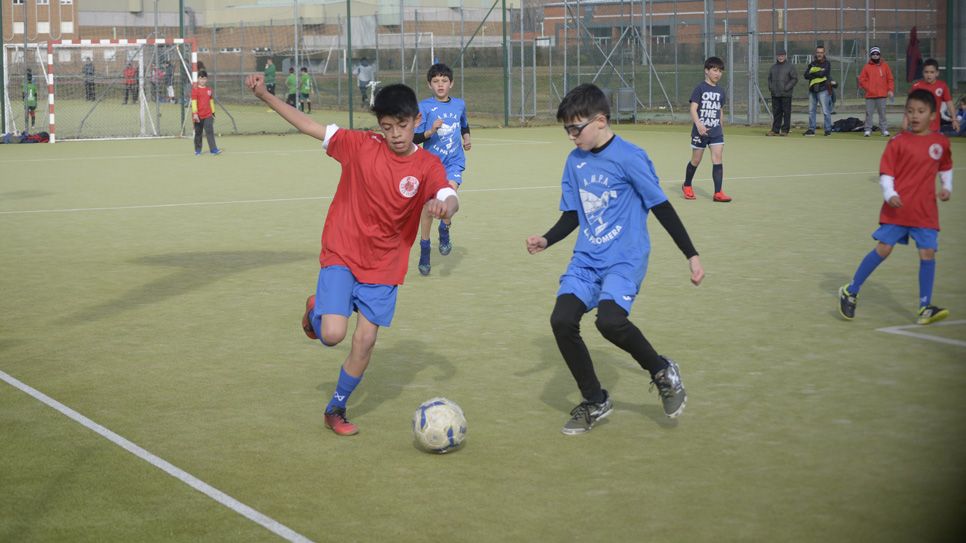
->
[928,143,943,161]
[399,176,419,198]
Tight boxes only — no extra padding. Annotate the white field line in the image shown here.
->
[875,320,966,348]
[0,170,889,216]
[3,167,965,216]
[0,196,332,215]
[0,369,315,543]
[0,139,550,165]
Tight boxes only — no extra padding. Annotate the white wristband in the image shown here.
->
[436,187,458,202]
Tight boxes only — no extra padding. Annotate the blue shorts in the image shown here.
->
[445,166,464,187]
[690,133,724,149]
[309,266,398,334]
[557,264,643,315]
[872,224,939,250]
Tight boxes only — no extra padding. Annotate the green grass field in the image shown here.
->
[1,124,965,542]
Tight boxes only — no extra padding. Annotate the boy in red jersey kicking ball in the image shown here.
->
[245,74,459,436]
[838,89,953,325]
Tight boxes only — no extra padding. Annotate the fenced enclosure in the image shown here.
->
[3,40,199,141]
[2,0,961,136]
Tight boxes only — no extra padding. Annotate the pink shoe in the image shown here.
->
[302,295,317,340]
[324,408,359,436]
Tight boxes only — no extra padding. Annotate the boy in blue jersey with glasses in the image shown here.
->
[414,63,472,275]
[526,84,705,435]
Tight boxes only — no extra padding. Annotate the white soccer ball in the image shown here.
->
[412,397,467,454]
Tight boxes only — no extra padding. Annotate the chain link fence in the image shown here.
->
[3,0,959,138]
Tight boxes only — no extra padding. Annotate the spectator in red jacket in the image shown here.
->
[858,47,895,137]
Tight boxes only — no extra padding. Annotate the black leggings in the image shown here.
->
[550,294,665,402]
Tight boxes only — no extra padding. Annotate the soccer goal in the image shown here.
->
[3,38,198,143]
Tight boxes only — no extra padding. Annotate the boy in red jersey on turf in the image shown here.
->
[191,70,221,155]
[838,89,953,325]
[903,58,960,134]
[245,74,459,436]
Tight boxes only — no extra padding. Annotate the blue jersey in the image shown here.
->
[689,81,725,139]
[559,135,668,284]
[416,96,469,171]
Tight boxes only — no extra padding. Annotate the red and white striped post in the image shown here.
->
[45,38,198,143]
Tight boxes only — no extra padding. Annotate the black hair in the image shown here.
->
[289,67,294,72]
[427,63,453,82]
[704,56,725,70]
[371,83,420,120]
[923,58,939,70]
[300,66,308,72]
[198,69,208,78]
[556,83,610,122]
[907,89,936,112]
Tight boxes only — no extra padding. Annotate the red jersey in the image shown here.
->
[909,79,951,132]
[321,127,449,285]
[191,85,214,119]
[878,131,952,230]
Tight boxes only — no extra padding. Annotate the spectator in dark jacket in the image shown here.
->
[767,50,798,136]
[803,46,833,136]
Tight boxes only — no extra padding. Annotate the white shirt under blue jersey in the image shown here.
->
[689,81,725,139]
[416,96,469,170]
[560,135,668,283]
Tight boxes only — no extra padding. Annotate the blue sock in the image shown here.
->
[849,249,885,294]
[420,239,431,252]
[918,259,935,308]
[326,367,362,413]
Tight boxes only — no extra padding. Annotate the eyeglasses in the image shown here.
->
[563,115,602,137]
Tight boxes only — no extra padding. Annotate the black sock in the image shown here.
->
[684,162,697,187]
[595,300,667,377]
[551,294,603,403]
[712,164,723,193]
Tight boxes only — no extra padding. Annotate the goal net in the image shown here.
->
[3,38,197,142]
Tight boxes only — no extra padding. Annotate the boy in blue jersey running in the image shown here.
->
[413,63,472,275]
[682,56,732,203]
[526,84,705,435]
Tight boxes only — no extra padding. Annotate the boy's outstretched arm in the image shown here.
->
[245,74,326,140]
[527,210,578,254]
[651,201,704,285]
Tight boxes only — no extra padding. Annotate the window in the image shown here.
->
[37,21,50,34]
[13,0,25,5]
[61,0,74,4]
[61,21,74,34]
[13,22,24,34]
[38,0,50,5]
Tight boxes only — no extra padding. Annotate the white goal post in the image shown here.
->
[3,38,198,143]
